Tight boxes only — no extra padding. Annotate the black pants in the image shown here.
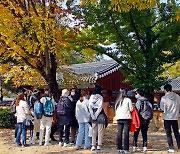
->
[50,124,58,139]
[133,124,149,147]
[117,119,131,150]
[59,125,70,144]
[164,120,180,149]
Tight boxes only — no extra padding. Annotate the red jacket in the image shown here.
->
[130,107,140,132]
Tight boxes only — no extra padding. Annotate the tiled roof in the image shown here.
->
[160,77,180,91]
[168,77,180,90]
[63,60,120,83]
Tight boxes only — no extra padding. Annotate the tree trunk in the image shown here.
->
[48,78,59,102]
[43,52,60,102]
[145,87,154,104]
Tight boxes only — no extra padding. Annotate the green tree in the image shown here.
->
[73,0,180,99]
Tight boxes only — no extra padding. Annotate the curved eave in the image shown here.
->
[80,64,120,83]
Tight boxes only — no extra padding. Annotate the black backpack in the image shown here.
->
[140,100,153,120]
[10,99,16,114]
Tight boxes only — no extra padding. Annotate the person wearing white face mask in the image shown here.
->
[68,88,80,145]
[132,89,152,153]
[71,91,75,96]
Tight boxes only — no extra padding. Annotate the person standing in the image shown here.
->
[160,84,180,153]
[115,88,133,154]
[30,93,42,144]
[57,89,73,147]
[50,109,58,141]
[133,89,152,152]
[28,89,41,144]
[68,87,80,145]
[75,90,91,150]
[15,93,31,147]
[89,85,107,151]
[39,90,56,146]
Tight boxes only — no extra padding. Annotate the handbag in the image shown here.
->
[90,109,108,128]
[22,118,34,130]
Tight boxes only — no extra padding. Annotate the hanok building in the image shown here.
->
[64,60,132,101]
[62,60,133,121]
[155,76,180,104]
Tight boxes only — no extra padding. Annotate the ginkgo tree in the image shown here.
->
[73,0,180,102]
[0,0,98,100]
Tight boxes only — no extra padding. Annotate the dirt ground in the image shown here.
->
[0,124,179,154]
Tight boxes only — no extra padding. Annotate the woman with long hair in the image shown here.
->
[115,88,133,154]
[15,93,31,147]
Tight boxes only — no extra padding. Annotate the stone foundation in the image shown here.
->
[110,109,180,131]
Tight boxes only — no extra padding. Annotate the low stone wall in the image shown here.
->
[110,109,180,131]
[149,111,180,131]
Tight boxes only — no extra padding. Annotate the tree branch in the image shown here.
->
[109,12,129,50]
[108,11,139,69]
[29,0,39,16]
[129,11,146,52]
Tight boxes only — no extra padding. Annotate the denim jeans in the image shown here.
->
[16,123,27,145]
[133,123,149,147]
[59,125,70,144]
[164,120,180,149]
[117,119,131,150]
[76,123,91,148]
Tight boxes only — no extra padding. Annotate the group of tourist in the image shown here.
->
[115,84,180,153]
[13,84,180,153]
[13,85,107,151]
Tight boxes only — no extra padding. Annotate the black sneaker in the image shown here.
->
[70,141,75,145]
[22,144,29,148]
[51,138,57,141]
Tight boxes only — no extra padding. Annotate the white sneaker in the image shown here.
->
[59,142,63,146]
[44,143,51,146]
[133,146,137,152]
[143,147,147,152]
[124,150,131,154]
[39,143,42,146]
[63,143,69,147]
[97,145,101,150]
[91,146,96,151]
[168,149,175,153]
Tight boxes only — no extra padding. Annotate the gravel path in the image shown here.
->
[0,124,179,154]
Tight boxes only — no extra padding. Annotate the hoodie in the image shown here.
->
[89,94,103,120]
[160,92,180,120]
